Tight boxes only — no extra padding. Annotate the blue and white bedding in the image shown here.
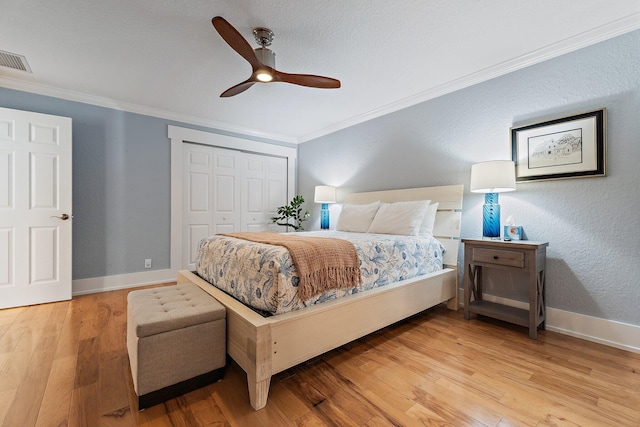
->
[195,231,444,315]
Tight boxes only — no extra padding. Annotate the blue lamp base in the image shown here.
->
[483,193,501,239]
[320,203,330,230]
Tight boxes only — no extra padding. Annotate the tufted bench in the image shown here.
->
[127,283,226,409]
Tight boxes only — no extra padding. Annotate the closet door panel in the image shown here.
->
[266,157,289,232]
[212,148,241,233]
[242,154,266,231]
[182,144,213,269]
[187,224,209,265]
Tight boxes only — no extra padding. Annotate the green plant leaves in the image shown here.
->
[271,195,311,231]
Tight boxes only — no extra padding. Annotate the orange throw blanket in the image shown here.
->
[221,232,362,301]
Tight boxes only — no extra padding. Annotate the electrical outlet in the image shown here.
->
[144,259,152,269]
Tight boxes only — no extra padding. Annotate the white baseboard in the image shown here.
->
[545,307,640,354]
[74,279,640,354]
[72,269,177,296]
[481,293,640,354]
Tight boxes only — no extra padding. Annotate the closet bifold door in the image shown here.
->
[241,152,288,232]
[182,144,288,270]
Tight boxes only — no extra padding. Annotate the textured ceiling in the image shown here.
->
[1,1,639,143]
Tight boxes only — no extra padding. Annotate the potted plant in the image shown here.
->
[271,195,311,231]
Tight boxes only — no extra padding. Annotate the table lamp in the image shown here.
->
[470,160,516,239]
[314,185,336,230]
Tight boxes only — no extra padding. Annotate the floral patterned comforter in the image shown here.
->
[195,231,444,315]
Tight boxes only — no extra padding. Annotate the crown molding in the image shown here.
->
[0,76,298,144]
[298,12,640,143]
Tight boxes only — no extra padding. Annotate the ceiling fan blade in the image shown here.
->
[220,79,256,97]
[272,70,341,89]
[212,16,262,70]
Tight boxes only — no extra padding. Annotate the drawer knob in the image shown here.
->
[493,255,499,259]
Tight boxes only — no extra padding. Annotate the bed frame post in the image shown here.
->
[246,325,273,410]
[446,271,459,310]
[247,374,271,410]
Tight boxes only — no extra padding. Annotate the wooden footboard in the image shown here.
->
[177,268,458,410]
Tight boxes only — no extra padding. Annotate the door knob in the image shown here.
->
[51,213,70,220]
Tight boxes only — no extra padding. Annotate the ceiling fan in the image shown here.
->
[212,16,341,97]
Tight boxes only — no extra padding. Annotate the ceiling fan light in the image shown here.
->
[256,70,273,82]
[255,47,276,82]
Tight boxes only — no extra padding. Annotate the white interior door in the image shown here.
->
[0,107,72,309]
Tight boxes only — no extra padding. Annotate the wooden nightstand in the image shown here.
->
[462,239,549,339]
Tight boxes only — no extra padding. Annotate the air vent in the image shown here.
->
[0,50,32,73]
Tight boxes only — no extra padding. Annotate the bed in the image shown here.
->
[196,230,447,315]
[177,184,463,410]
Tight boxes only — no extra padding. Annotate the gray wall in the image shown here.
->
[0,87,293,279]
[298,30,640,326]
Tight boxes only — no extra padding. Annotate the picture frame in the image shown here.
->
[511,108,606,182]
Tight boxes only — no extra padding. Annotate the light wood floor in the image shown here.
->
[1,283,639,427]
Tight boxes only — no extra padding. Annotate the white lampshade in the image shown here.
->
[470,160,516,193]
[314,185,337,203]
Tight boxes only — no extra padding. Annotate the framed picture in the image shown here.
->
[511,108,606,182]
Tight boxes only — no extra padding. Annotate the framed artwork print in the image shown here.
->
[511,108,606,182]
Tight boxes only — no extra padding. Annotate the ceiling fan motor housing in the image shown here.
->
[255,47,276,68]
[254,27,276,69]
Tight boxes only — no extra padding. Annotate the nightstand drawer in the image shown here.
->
[472,248,524,268]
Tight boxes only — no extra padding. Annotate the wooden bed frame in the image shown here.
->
[177,184,464,410]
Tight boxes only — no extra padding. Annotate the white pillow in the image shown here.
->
[419,202,439,236]
[335,201,381,232]
[367,200,431,235]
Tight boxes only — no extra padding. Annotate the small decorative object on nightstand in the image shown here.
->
[462,238,549,339]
